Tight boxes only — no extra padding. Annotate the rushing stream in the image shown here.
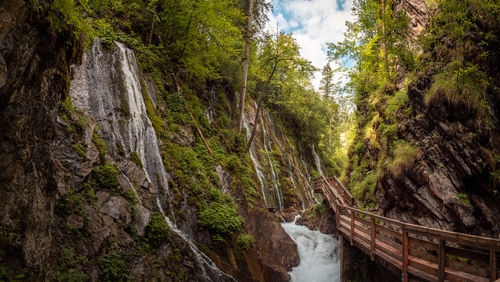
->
[282,216,340,282]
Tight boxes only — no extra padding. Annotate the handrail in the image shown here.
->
[314,177,500,282]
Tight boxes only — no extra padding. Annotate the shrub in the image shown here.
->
[93,162,120,191]
[143,213,170,249]
[425,60,488,117]
[99,253,128,281]
[237,234,254,250]
[198,202,243,235]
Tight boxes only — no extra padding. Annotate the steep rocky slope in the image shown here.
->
[0,2,327,279]
[0,0,82,275]
[343,0,500,238]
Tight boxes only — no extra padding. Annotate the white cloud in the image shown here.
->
[266,0,355,91]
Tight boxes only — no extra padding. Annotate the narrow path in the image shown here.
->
[314,176,500,282]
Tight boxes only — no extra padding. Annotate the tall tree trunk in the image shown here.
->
[382,0,389,78]
[147,11,155,46]
[246,97,263,149]
[237,0,256,132]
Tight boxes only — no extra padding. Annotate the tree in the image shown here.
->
[247,33,314,148]
[320,63,334,98]
[237,0,256,133]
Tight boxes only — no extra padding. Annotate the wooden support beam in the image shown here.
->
[490,249,496,282]
[335,204,340,230]
[438,239,445,282]
[351,211,355,246]
[371,216,376,261]
[402,229,409,282]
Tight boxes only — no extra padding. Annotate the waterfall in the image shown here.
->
[261,114,284,211]
[282,216,340,282]
[242,112,267,203]
[312,145,324,177]
[70,39,233,281]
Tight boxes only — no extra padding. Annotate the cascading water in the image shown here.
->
[261,114,284,211]
[69,39,233,281]
[242,112,267,203]
[282,216,340,282]
[312,145,324,177]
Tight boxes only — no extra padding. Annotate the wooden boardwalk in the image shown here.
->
[314,176,500,282]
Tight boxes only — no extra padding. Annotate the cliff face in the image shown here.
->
[377,75,500,236]
[347,0,500,237]
[0,5,325,277]
[0,0,82,274]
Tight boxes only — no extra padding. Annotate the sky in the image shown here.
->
[266,0,355,91]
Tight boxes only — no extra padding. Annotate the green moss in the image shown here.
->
[140,76,165,134]
[72,143,87,158]
[129,151,143,168]
[92,129,108,160]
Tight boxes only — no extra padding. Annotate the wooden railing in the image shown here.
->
[314,177,500,282]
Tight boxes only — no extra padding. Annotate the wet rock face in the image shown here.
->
[0,0,81,274]
[376,77,500,237]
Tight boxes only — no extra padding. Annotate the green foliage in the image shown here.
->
[312,202,328,217]
[129,151,143,168]
[72,143,87,158]
[92,129,108,160]
[425,60,489,116]
[33,0,91,36]
[0,267,7,281]
[352,171,377,207]
[388,142,419,178]
[98,253,128,281]
[198,202,243,236]
[457,193,471,205]
[236,234,254,250]
[140,76,164,134]
[51,247,88,281]
[92,162,121,192]
[143,213,170,250]
[55,191,85,216]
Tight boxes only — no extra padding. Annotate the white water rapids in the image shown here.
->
[282,216,340,282]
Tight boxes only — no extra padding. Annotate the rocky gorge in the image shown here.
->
[1,0,499,281]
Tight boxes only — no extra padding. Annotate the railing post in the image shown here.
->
[402,227,408,282]
[335,204,340,230]
[370,216,376,261]
[438,239,445,282]
[490,249,496,282]
[350,211,355,246]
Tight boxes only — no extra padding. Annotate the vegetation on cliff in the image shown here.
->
[329,0,500,217]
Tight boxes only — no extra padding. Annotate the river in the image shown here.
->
[281,215,340,282]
